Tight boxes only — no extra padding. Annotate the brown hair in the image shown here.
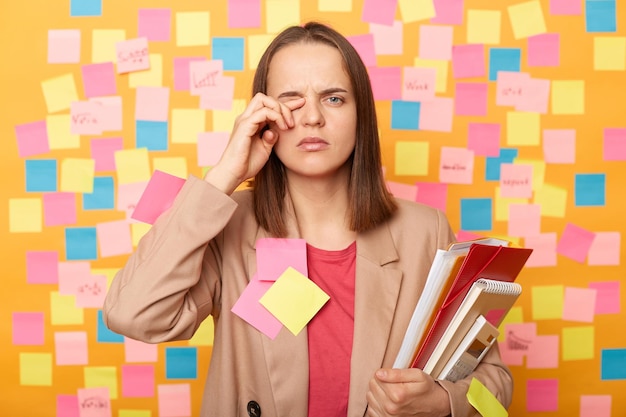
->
[252,21,397,237]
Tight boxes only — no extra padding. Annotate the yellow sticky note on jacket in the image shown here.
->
[467,378,508,417]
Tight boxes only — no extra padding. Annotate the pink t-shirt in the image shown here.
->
[306,242,356,417]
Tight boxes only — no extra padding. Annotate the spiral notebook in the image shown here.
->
[422,278,522,378]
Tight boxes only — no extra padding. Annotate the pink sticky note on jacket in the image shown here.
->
[131,170,186,224]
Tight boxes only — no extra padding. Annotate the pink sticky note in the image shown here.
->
[89,96,123,132]
[131,171,185,224]
[557,223,596,263]
[117,181,149,221]
[402,67,436,102]
[122,365,155,397]
[91,137,123,172]
[43,192,77,226]
[96,220,133,258]
[419,25,453,60]
[13,312,45,345]
[587,231,620,265]
[197,132,229,167]
[550,0,581,15]
[500,322,537,366]
[81,62,117,98]
[543,129,575,163]
[138,8,171,42]
[370,21,403,55]
[362,0,398,25]
[603,128,626,161]
[386,181,417,201]
[528,33,560,67]
[515,78,550,114]
[347,34,377,67]
[228,0,261,28]
[563,287,596,322]
[199,75,235,110]
[189,60,223,96]
[58,261,91,295]
[48,29,81,64]
[77,387,111,417]
[581,395,611,417]
[508,204,541,237]
[439,146,474,184]
[524,232,557,267]
[256,238,307,281]
[125,337,159,362]
[158,384,191,417]
[54,331,88,365]
[527,379,558,412]
[526,335,559,369]
[57,395,80,417]
[455,82,488,116]
[71,101,104,135]
[431,0,464,25]
[589,281,620,314]
[500,163,533,198]
[135,87,170,121]
[26,251,59,284]
[415,182,448,212]
[467,123,500,157]
[15,120,50,157]
[231,274,283,339]
[495,71,530,107]
[116,38,150,73]
[456,230,483,241]
[452,44,485,79]
[419,97,454,132]
[75,274,108,308]
[369,66,402,101]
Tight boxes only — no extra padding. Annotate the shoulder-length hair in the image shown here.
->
[252,21,397,237]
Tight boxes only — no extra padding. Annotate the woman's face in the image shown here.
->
[266,42,357,181]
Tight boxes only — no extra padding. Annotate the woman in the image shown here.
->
[104,22,513,417]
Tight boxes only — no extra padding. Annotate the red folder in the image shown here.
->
[411,243,533,369]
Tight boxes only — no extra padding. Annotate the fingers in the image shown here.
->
[240,92,305,132]
[375,368,426,384]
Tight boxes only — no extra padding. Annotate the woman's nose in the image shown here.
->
[299,99,324,127]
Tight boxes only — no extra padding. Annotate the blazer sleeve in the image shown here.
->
[103,175,238,343]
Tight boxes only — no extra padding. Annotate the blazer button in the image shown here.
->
[247,400,261,417]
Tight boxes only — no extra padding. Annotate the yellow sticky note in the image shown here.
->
[119,411,151,417]
[551,80,585,115]
[506,111,541,146]
[9,198,42,233]
[594,37,626,71]
[533,183,567,218]
[20,353,52,386]
[248,34,274,70]
[129,54,163,88]
[413,58,448,93]
[176,11,210,46]
[84,366,118,399]
[115,148,151,184]
[508,1,546,39]
[153,157,188,178]
[497,306,523,342]
[41,73,78,113]
[47,114,80,149]
[92,268,120,289]
[467,10,501,45]
[60,158,95,193]
[318,0,352,12]
[92,29,126,63]
[266,0,300,34]
[514,158,546,191]
[399,0,435,22]
[189,317,215,346]
[531,285,563,320]
[562,326,595,361]
[130,223,151,247]
[467,378,508,417]
[172,109,206,144]
[213,99,247,131]
[494,187,528,221]
[259,267,330,336]
[395,141,429,176]
[50,291,84,325]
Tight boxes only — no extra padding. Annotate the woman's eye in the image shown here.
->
[327,96,343,104]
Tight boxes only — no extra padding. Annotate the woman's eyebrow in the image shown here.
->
[277,87,349,99]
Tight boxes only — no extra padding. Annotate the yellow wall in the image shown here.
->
[1,0,625,416]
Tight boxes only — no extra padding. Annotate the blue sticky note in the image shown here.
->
[601,348,626,380]
[25,159,57,192]
[96,310,124,343]
[575,173,605,206]
[461,198,493,231]
[488,48,521,81]
[70,0,102,16]
[136,120,168,151]
[212,37,245,71]
[391,100,420,130]
[65,227,98,260]
[83,176,115,210]
[585,0,616,33]
[165,347,197,379]
[485,148,518,181]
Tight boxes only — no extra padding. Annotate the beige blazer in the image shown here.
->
[104,176,513,417]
